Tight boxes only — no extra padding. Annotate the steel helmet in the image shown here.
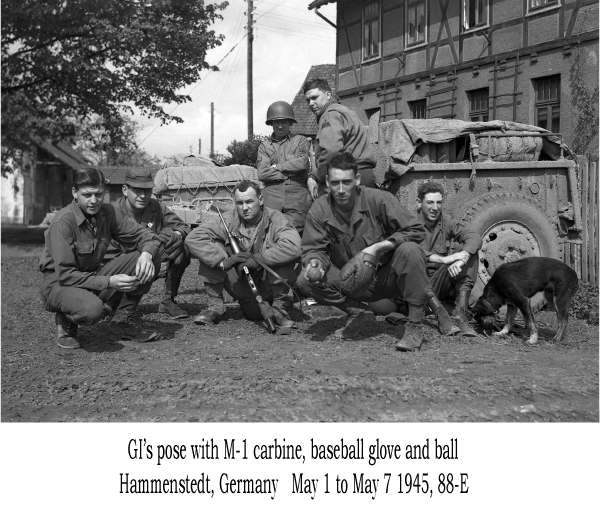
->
[265,101,296,124]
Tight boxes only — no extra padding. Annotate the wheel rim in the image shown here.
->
[478,220,541,283]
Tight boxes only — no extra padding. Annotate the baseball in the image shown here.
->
[306,266,323,282]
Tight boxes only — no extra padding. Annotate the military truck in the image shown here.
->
[368,115,582,299]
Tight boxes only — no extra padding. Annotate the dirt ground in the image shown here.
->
[1,228,598,422]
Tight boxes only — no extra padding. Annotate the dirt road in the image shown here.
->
[1,240,598,422]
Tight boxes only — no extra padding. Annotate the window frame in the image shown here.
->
[408,99,427,119]
[406,0,428,49]
[467,88,490,122]
[362,0,381,62]
[461,0,490,33]
[534,75,561,133]
[526,0,560,15]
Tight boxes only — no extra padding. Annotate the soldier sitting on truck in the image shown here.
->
[109,171,192,320]
[39,167,162,348]
[297,153,459,352]
[186,180,301,332]
[257,101,312,236]
[416,181,483,337]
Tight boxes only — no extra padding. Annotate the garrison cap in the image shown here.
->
[125,170,155,189]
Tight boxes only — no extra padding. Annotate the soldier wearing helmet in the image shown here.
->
[256,101,312,235]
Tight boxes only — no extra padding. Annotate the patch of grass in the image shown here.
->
[571,282,599,325]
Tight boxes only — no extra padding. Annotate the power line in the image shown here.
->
[255,22,336,42]
[255,10,332,29]
[138,34,248,147]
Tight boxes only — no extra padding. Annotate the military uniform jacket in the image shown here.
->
[313,101,376,184]
[185,207,301,269]
[112,197,191,238]
[257,133,309,183]
[39,200,158,291]
[301,186,426,272]
[417,211,483,275]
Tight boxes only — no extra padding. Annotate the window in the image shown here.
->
[535,76,560,132]
[468,89,489,121]
[462,0,489,30]
[363,1,380,60]
[407,1,426,46]
[409,99,427,119]
[528,0,559,12]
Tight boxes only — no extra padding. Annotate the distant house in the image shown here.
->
[99,166,160,203]
[1,141,91,225]
[291,64,337,139]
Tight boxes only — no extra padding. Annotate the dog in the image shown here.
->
[472,257,579,344]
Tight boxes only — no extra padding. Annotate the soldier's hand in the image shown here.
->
[241,256,262,272]
[109,274,141,292]
[307,177,318,200]
[135,251,155,283]
[222,252,251,271]
[455,250,470,264]
[448,259,465,277]
[159,228,183,257]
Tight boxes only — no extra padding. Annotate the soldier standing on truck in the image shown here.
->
[257,101,312,236]
[39,168,162,349]
[303,78,377,198]
[186,180,301,333]
[297,153,459,352]
[416,181,482,337]
[110,171,192,320]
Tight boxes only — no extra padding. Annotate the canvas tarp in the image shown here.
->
[375,118,570,179]
[161,153,222,168]
[153,165,257,195]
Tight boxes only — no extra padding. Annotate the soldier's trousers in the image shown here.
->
[297,241,431,311]
[40,250,162,325]
[428,246,479,300]
[159,243,191,301]
[262,179,312,235]
[198,260,296,319]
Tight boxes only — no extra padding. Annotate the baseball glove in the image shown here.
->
[340,252,378,298]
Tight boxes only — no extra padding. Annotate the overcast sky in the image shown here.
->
[134,0,337,161]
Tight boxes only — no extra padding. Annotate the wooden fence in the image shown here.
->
[579,161,598,283]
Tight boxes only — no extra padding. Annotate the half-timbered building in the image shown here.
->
[308,0,598,155]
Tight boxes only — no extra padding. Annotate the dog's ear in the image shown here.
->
[481,298,497,314]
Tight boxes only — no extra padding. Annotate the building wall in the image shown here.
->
[335,0,599,151]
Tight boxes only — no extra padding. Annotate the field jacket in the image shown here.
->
[301,186,426,272]
[313,101,376,184]
[39,200,158,291]
[185,206,301,269]
[417,210,483,275]
[257,132,309,183]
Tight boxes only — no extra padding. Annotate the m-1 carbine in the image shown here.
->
[213,205,277,334]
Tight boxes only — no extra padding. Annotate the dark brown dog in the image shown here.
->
[472,257,579,344]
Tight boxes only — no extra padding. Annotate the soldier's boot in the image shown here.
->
[428,295,461,336]
[194,282,225,325]
[452,290,477,337]
[396,304,425,352]
[56,312,80,349]
[272,301,295,335]
[158,268,188,319]
[334,300,375,340]
[110,295,159,342]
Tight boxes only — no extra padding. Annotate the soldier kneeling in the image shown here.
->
[186,180,301,333]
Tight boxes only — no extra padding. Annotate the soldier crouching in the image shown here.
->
[186,180,301,333]
[39,168,162,349]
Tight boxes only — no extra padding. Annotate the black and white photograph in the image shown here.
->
[1,0,598,515]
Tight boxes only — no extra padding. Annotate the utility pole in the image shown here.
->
[198,139,202,155]
[247,0,254,139]
[210,102,215,157]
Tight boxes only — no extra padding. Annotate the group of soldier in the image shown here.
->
[40,78,482,353]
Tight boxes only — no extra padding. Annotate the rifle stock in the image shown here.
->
[213,206,277,333]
